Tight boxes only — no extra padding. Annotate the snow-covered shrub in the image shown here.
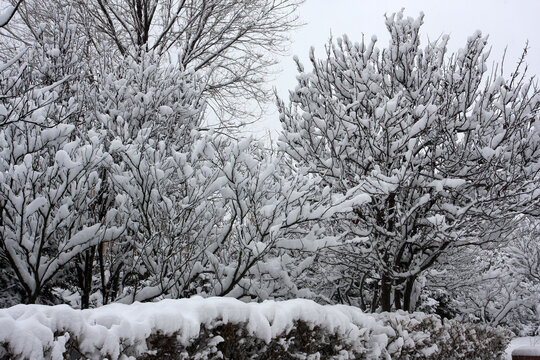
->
[376,311,512,359]
[0,298,512,359]
[141,321,354,360]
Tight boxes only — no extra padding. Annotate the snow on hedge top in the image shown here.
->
[512,346,540,356]
[0,297,396,359]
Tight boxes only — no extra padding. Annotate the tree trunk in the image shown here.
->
[77,246,96,309]
[403,276,417,312]
[370,282,379,313]
[27,288,40,304]
[394,287,402,310]
[380,274,393,312]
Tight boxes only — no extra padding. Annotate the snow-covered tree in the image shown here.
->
[197,138,369,301]
[278,11,540,312]
[104,131,367,303]
[59,52,209,305]
[0,1,21,28]
[65,50,362,305]
[0,23,122,304]
[0,10,361,307]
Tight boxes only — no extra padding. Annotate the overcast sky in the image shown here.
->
[253,0,540,138]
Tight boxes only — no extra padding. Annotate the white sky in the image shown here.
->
[252,0,540,139]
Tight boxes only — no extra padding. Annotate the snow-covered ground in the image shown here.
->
[506,336,540,359]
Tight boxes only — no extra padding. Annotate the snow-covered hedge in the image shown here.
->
[0,297,511,359]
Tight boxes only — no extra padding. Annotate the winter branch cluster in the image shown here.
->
[0,0,539,351]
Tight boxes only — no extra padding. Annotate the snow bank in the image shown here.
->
[512,346,540,356]
[507,337,540,359]
[0,297,511,359]
[0,298,374,359]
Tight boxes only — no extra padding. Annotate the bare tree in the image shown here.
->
[6,0,303,121]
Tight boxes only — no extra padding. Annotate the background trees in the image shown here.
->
[6,0,303,121]
[1,1,540,337]
[427,217,540,334]
[0,6,364,306]
[278,11,540,312]
[0,0,314,307]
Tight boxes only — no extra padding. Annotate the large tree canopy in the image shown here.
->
[278,11,540,312]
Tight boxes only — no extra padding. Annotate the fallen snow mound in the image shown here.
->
[0,297,511,359]
[513,346,540,356]
[506,337,540,359]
